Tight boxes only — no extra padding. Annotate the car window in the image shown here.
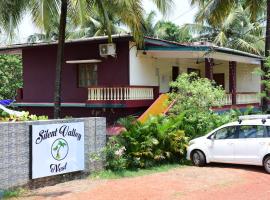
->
[264,126,270,137]
[214,126,238,140]
[238,125,266,139]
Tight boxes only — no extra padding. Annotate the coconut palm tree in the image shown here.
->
[191,0,269,110]
[27,6,126,42]
[0,0,173,118]
[143,11,157,37]
[184,6,264,55]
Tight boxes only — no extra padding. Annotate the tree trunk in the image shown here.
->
[53,0,68,118]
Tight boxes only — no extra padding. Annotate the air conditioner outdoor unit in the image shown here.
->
[99,43,116,57]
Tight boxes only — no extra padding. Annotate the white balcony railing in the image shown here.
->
[223,93,232,105]
[236,93,260,105]
[222,93,260,105]
[88,87,154,101]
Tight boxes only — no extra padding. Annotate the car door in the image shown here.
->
[207,126,238,163]
[234,125,268,165]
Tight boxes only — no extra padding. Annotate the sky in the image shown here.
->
[17,0,197,43]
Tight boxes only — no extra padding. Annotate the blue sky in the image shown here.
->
[17,0,197,42]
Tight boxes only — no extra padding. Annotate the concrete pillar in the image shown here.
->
[229,61,237,105]
[205,58,214,81]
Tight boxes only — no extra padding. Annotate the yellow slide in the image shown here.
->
[138,93,171,123]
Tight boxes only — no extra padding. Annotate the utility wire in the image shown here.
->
[170,6,196,22]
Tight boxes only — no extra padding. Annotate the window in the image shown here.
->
[214,126,238,140]
[78,63,97,87]
[239,125,266,138]
[266,127,270,137]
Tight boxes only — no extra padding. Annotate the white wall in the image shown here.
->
[129,45,158,86]
[236,63,260,93]
[129,43,261,93]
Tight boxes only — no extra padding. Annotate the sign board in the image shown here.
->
[31,122,85,179]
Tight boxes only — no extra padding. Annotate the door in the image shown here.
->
[208,126,238,163]
[213,73,225,89]
[172,66,179,81]
[234,125,268,165]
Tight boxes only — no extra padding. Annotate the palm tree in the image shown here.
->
[0,0,173,118]
[143,11,157,37]
[27,6,126,42]
[143,11,193,42]
[184,6,264,55]
[154,20,193,42]
[191,0,269,110]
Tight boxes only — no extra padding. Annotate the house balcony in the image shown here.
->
[86,86,159,108]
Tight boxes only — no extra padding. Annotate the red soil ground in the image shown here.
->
[17,164,270,200]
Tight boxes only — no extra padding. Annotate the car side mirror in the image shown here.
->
[211,135,215,142]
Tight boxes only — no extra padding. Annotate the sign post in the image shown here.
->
[31,122,85,179]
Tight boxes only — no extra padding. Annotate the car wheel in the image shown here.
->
[263,156,270,174]
[191,150,206,167]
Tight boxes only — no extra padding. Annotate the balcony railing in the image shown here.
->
[236,93,260,105]
[88,86,154,101]
[223,93,232,105]
[223,93,260,105]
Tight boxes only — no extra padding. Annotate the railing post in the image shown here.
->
[229,61,237,105]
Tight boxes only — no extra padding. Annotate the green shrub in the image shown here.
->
[170,73,225,112]
[104,137,128,171]
[0,111,48,122]
[168,73,261,139]
[104,116,188,170]
[0,54,22,100]
[168,73,231,139]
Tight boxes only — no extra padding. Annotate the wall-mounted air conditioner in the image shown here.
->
[99,43,116,57]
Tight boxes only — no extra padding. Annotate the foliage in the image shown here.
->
[0,111,48,122]
[103,115,188,170]
[155,21,192,42]
[183,5,264,55]
[190,0,265,55]
[191,0,265,26]
[168,73,261,138]
[254,56,270,111]
[170,73,225,112]
[169,73,228,138]
[0,0,173,46]
[143,11,157,37]
[90,163,187,179]
[103,137,128,171]
[0,54,22,100]
[2,188,26,199]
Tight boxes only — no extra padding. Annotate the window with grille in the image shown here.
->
[78,64,98,87]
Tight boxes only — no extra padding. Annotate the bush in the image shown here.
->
[104,116,188,170]
[0,111,48,122]
[0,54,22,100]
[168,73,261,139]
[170,73,225,112]
[104,137,128,171]
[168,73,230,139]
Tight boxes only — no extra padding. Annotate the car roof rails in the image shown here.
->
[238,115,270,120]
[238,115,270,124]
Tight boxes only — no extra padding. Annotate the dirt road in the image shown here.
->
[16,164,270,200]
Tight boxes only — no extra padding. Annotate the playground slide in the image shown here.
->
[108,94,175,135]
[138,93,173,123]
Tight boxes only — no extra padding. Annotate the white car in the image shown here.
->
[187,115,270,173]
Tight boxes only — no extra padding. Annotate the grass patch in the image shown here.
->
[2,188,26,199]
[90,161,192,180]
